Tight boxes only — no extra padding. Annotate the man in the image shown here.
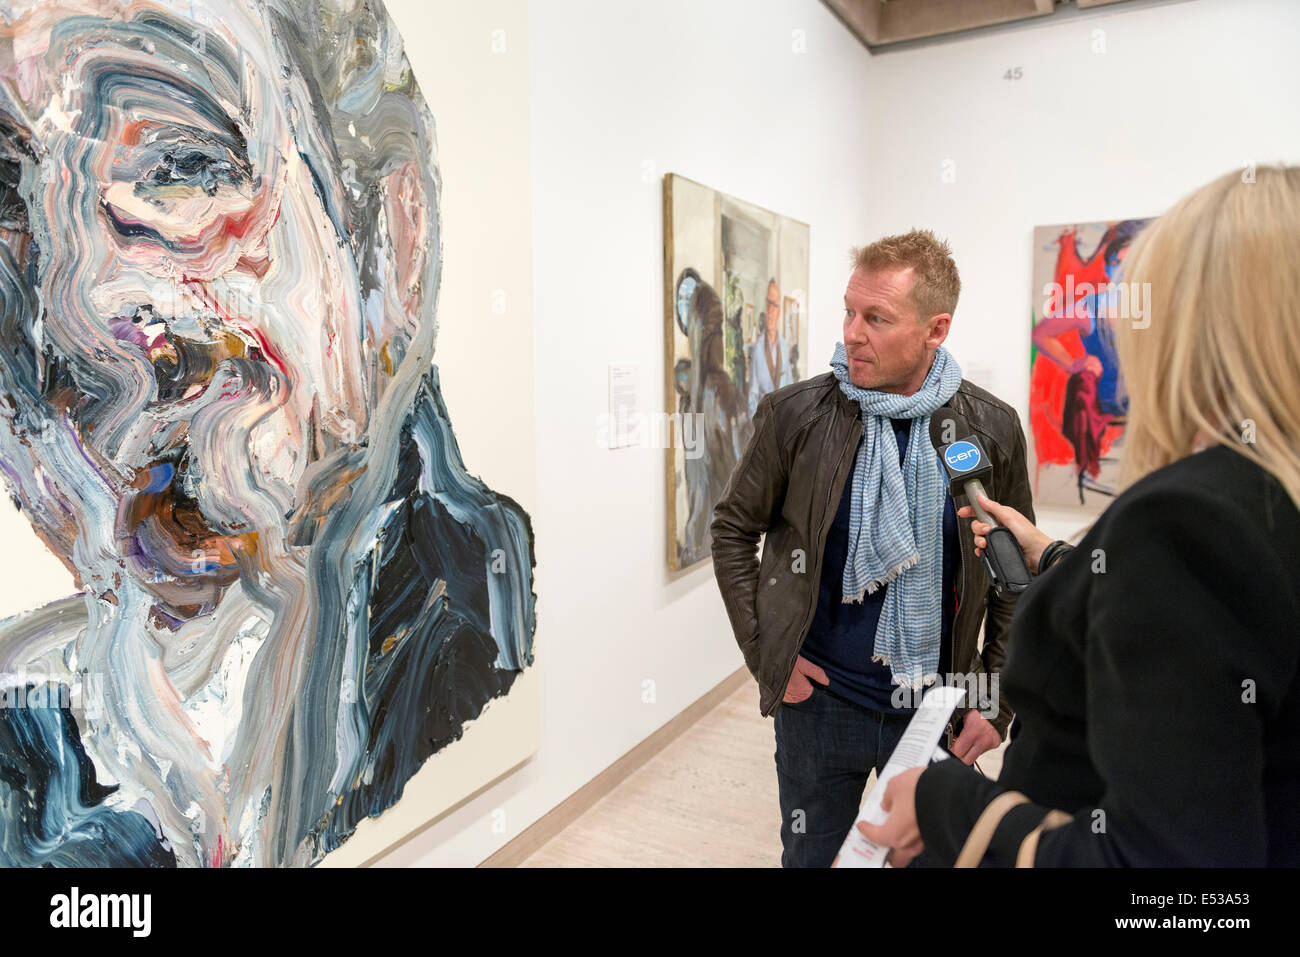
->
[747,278,794,418]
[711,230,1033,867]
[0,0,536,866]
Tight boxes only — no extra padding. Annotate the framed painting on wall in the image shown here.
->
[1029,218,1151,508]
[0,0,538,868]
[663,174,810,571]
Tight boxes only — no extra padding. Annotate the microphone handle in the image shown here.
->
[964,477,996,526]
[959,477,1033,594]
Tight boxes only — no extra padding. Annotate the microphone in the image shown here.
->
[928,407,1032,595]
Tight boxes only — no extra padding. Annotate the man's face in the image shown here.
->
[0,1,422,613]
[765,282,780,341]
[842,266,947,393]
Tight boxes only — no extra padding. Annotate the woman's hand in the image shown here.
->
[956,493,1053,575]
[856,766,925,868]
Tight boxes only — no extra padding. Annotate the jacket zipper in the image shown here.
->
[774,411,860,712]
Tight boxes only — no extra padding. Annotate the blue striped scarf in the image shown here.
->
[829,341,962,690]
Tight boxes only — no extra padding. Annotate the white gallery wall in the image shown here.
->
[383,0,1300,866]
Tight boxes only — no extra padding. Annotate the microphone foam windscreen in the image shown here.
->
[928,407,971,449]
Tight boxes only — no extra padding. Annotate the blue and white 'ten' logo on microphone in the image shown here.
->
[944,441,982,472]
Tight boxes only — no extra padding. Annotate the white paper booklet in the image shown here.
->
[832,685,967,868]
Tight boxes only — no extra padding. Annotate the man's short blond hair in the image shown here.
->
[851,229,961,321]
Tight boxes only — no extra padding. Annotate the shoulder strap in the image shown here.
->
[1015,809,1074,867]
[954,791,1030,868]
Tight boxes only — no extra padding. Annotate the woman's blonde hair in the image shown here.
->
[1115,165,1300,509]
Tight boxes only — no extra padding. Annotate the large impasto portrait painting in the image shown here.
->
[663,173,809,571]
[0,0,536,866]
[1029,218,1150,508]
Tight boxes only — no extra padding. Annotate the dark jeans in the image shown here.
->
[774,682,941,868]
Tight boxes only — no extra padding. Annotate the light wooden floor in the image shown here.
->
[518,675,1008,868]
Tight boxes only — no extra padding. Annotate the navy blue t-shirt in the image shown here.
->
[800,418,958,713]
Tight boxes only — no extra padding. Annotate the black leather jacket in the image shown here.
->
[709,371,1035,737]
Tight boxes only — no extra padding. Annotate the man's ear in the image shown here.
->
[927,312,952,348]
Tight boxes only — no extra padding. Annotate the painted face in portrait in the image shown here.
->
[0,0,544,871]
[0,0,432,621]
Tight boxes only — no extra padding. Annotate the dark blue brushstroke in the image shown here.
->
[0,684,176,867]
[304,367,537,859]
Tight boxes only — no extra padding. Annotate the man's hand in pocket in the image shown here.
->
[783,655,829,703]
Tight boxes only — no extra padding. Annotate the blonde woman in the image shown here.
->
[858,166,1300,866]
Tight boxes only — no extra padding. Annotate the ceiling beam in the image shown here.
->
[821,0,1163,52]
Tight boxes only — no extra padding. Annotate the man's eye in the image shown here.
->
[139,146,244,197]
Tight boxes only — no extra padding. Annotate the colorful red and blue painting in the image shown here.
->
[1030,218,1151,508]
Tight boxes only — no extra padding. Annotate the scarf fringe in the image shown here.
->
[870,653,937,693]
[840,552,919,605]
